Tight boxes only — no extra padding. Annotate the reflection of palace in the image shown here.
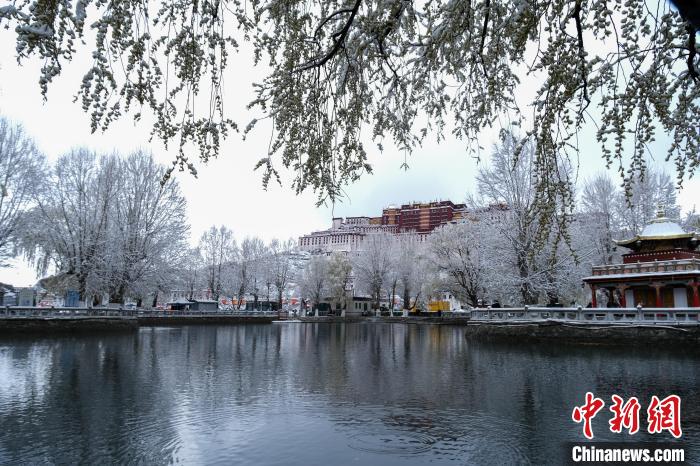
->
[584,208,700,308]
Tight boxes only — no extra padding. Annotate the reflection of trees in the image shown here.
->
[0,326,288,464]
[1,325,700,464]
[287,324,700,462]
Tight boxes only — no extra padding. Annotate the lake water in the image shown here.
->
[0,323,698,465]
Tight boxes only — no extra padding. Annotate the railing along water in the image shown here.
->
[0,307,283,319]
[468,306,700,324]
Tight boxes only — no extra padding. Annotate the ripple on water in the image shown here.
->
[458,437,532,466]
[347,430,437,455]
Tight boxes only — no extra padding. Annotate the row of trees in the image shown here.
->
[187,229,300,311]
[22,148,189,305]
[0,116,189,305]
[0,115,306,308]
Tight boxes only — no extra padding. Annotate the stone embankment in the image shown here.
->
[463,320,700,345]
[137,315,276,325]
[298,315,471,324]
[0,317,138,333]
[0,308,279,334]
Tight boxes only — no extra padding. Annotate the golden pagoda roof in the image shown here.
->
[614,206,696,247]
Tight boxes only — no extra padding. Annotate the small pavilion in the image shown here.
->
[583,208,700,308]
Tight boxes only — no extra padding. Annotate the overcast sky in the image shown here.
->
[1,27,698,286]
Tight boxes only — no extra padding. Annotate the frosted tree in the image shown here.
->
[22,149,189,305]
[558,215,608,306]
[615,169,681,237]
[2,0,697,223]
[580,173,621,266]
[268,238,296,314]
[199,225,237,301]
[428,222,493,307]
[300,255,330,313]
[535,218,596,306]
[249,238,270,310]
[683,209,700,232]
[0,117,45,266]
[393,234,427,311]
[327,252,353,313]
[385,237,401,311]
[469,134,566,305]
[107,150,189,304]
[352,233,393,311]
[177,247,204,301]
[235,236,265,309]
[23,149,120,304]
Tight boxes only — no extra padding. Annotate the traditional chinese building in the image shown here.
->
[583,209,700,308]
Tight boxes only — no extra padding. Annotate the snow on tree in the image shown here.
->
[106,150,189,304]
[468,133,569,305]
[23,149,120,304]
[0,116,45,266]
[2,0,697,220]
[614,169,681,237]
[199,225,237,301]
[249,239,270,310]
[536,218,592,306]
[22,149,189,305]
[180,247,205,301]
[267,238,297,314]
[683,209,700,233]
[326,252,353,313]
[235,236,267,309]
[579,172,621,266]
[352,233,393,311]
[427,222,494,307]
[300,255,330,312]
[392,234,428,311]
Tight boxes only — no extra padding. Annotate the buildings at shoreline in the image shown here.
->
[299,200,507,254]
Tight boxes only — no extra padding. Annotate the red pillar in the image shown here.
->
[690,282,700,308]
[590,284,597,308]
[617,286,627,308]
[653,284,663,308]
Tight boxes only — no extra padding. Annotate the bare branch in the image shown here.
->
[295,0,363,72]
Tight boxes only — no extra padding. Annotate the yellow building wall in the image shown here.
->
[428,300,450,312]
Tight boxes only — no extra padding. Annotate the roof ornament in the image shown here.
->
[653,204,668,223]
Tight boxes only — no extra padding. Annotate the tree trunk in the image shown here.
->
[78,272,87,304]
[277,290,283,319]
[412,291,422,312]
[237,284,245,310]
[517,252,537,305]
[111,283,126,305]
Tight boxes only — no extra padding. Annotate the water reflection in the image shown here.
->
[0,324,698,465]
